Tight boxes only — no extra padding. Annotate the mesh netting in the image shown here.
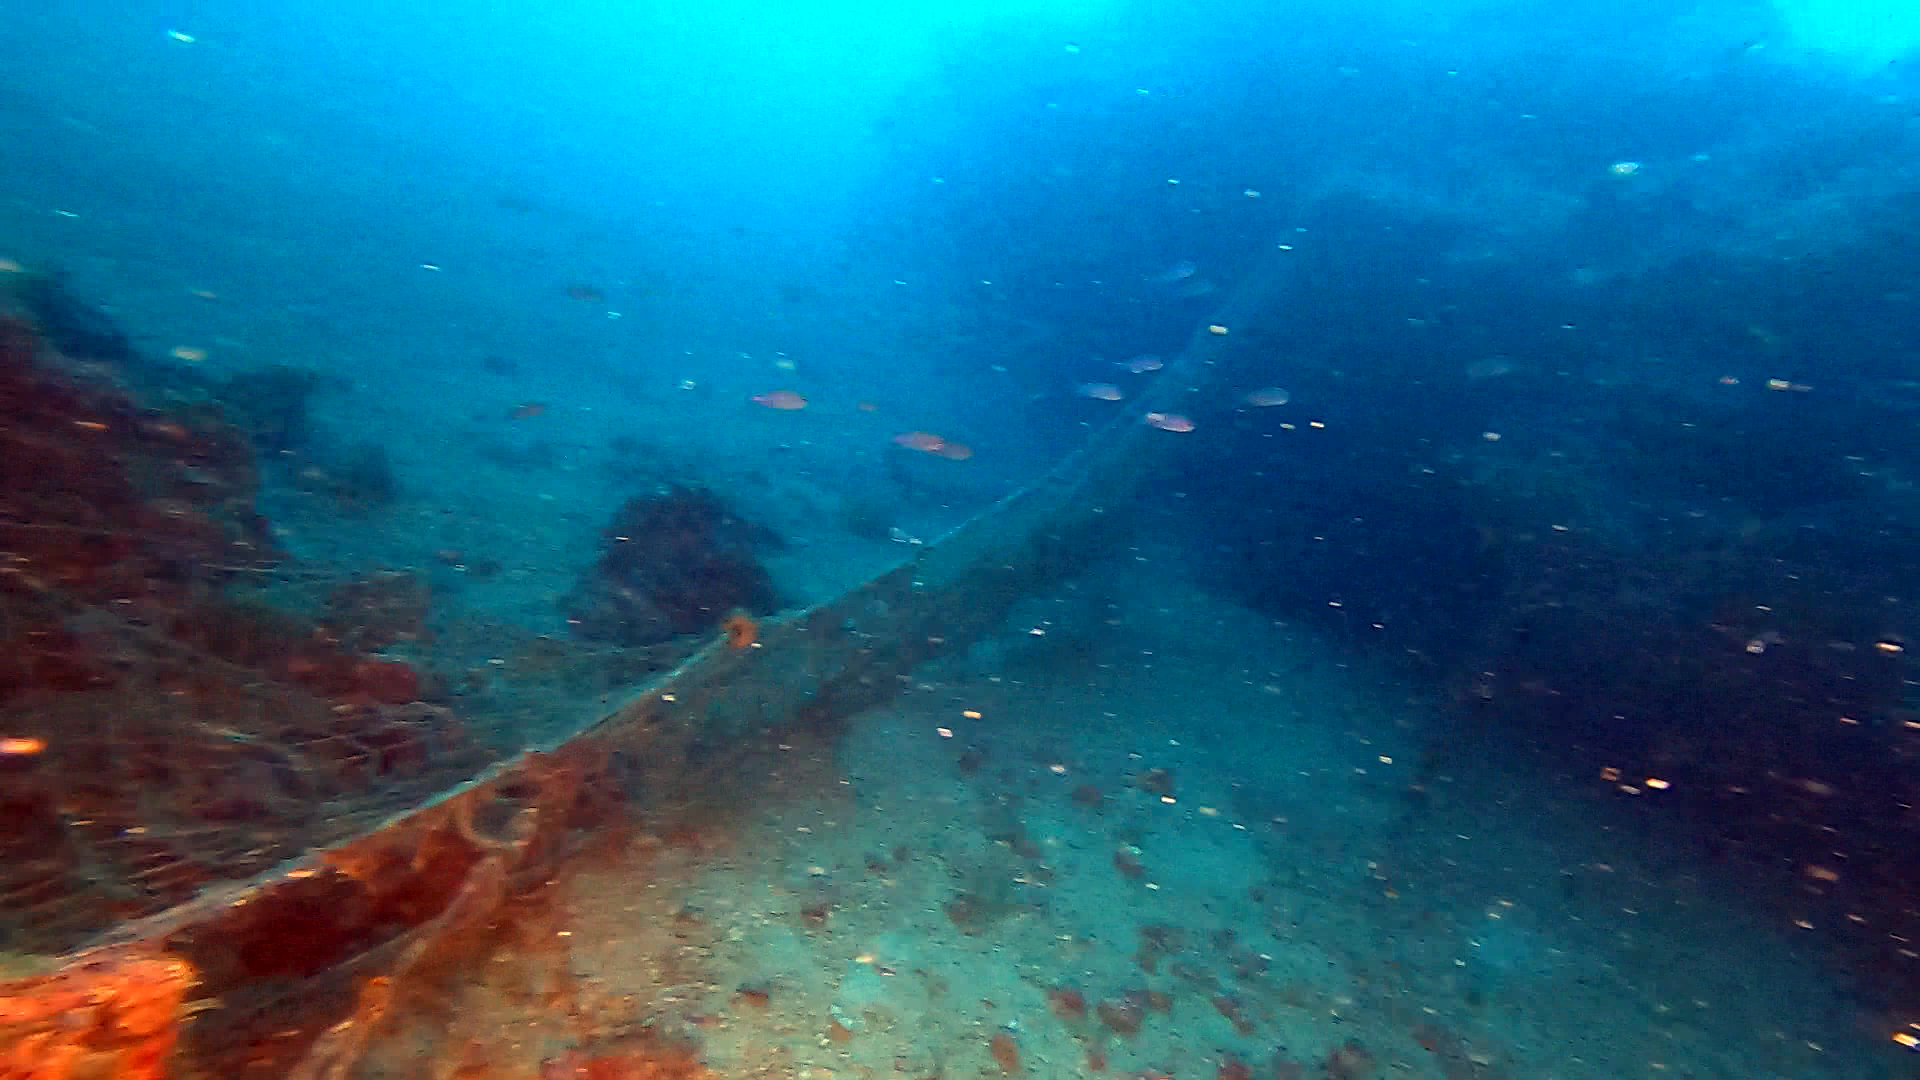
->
[0,310,501,953]
[0,254,1288,1077]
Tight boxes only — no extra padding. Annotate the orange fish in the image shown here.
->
[507,401,550,420]
[752,390,808,410]
[892,432,972,460]
[892,431,947,452]
[1144,412,1195,432]
[1077,382,1124,401]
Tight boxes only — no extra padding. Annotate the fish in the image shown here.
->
[507,401,550,420]
[893,432,973,460]
[1144,412,1195,432]
[565,283,606,303]
[1121,354,1164,374]
[1464,357,1513,380]
[892,432,947,452]
[752,391,808,410]
[1151,260,1198,283]
[1242,387,1291,407]
[1076,382,1124,401]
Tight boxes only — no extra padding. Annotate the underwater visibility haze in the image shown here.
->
[2,0,1920,1076]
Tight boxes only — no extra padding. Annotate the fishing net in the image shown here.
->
[0,310,497,951]
[0,254,1289,1077]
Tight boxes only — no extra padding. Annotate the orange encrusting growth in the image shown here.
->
[0,946,196,1080]
[723,613,759,650]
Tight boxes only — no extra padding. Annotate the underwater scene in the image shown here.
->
[3,1,1920,1077]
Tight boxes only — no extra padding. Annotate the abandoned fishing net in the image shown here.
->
[0,254,1288,1078]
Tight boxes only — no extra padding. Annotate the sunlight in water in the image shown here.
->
[1776,0,1920,69]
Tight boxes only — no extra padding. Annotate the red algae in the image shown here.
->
[1212,994,1257,1035]
[1137,924,1182,972]
[989,1032,1023,1074]
[1135,767,1175,796]
[537,1038,713,1080]
[1096,998,1144,1036]
[1048,986,1088,1021]
[1218,1058,1254,1080]
[1325,1040,1376,1080]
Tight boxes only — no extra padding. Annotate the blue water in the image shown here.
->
[4,1,1920,1075]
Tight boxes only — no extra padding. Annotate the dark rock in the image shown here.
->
[564,486,780,645]
[8,270,133,363]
